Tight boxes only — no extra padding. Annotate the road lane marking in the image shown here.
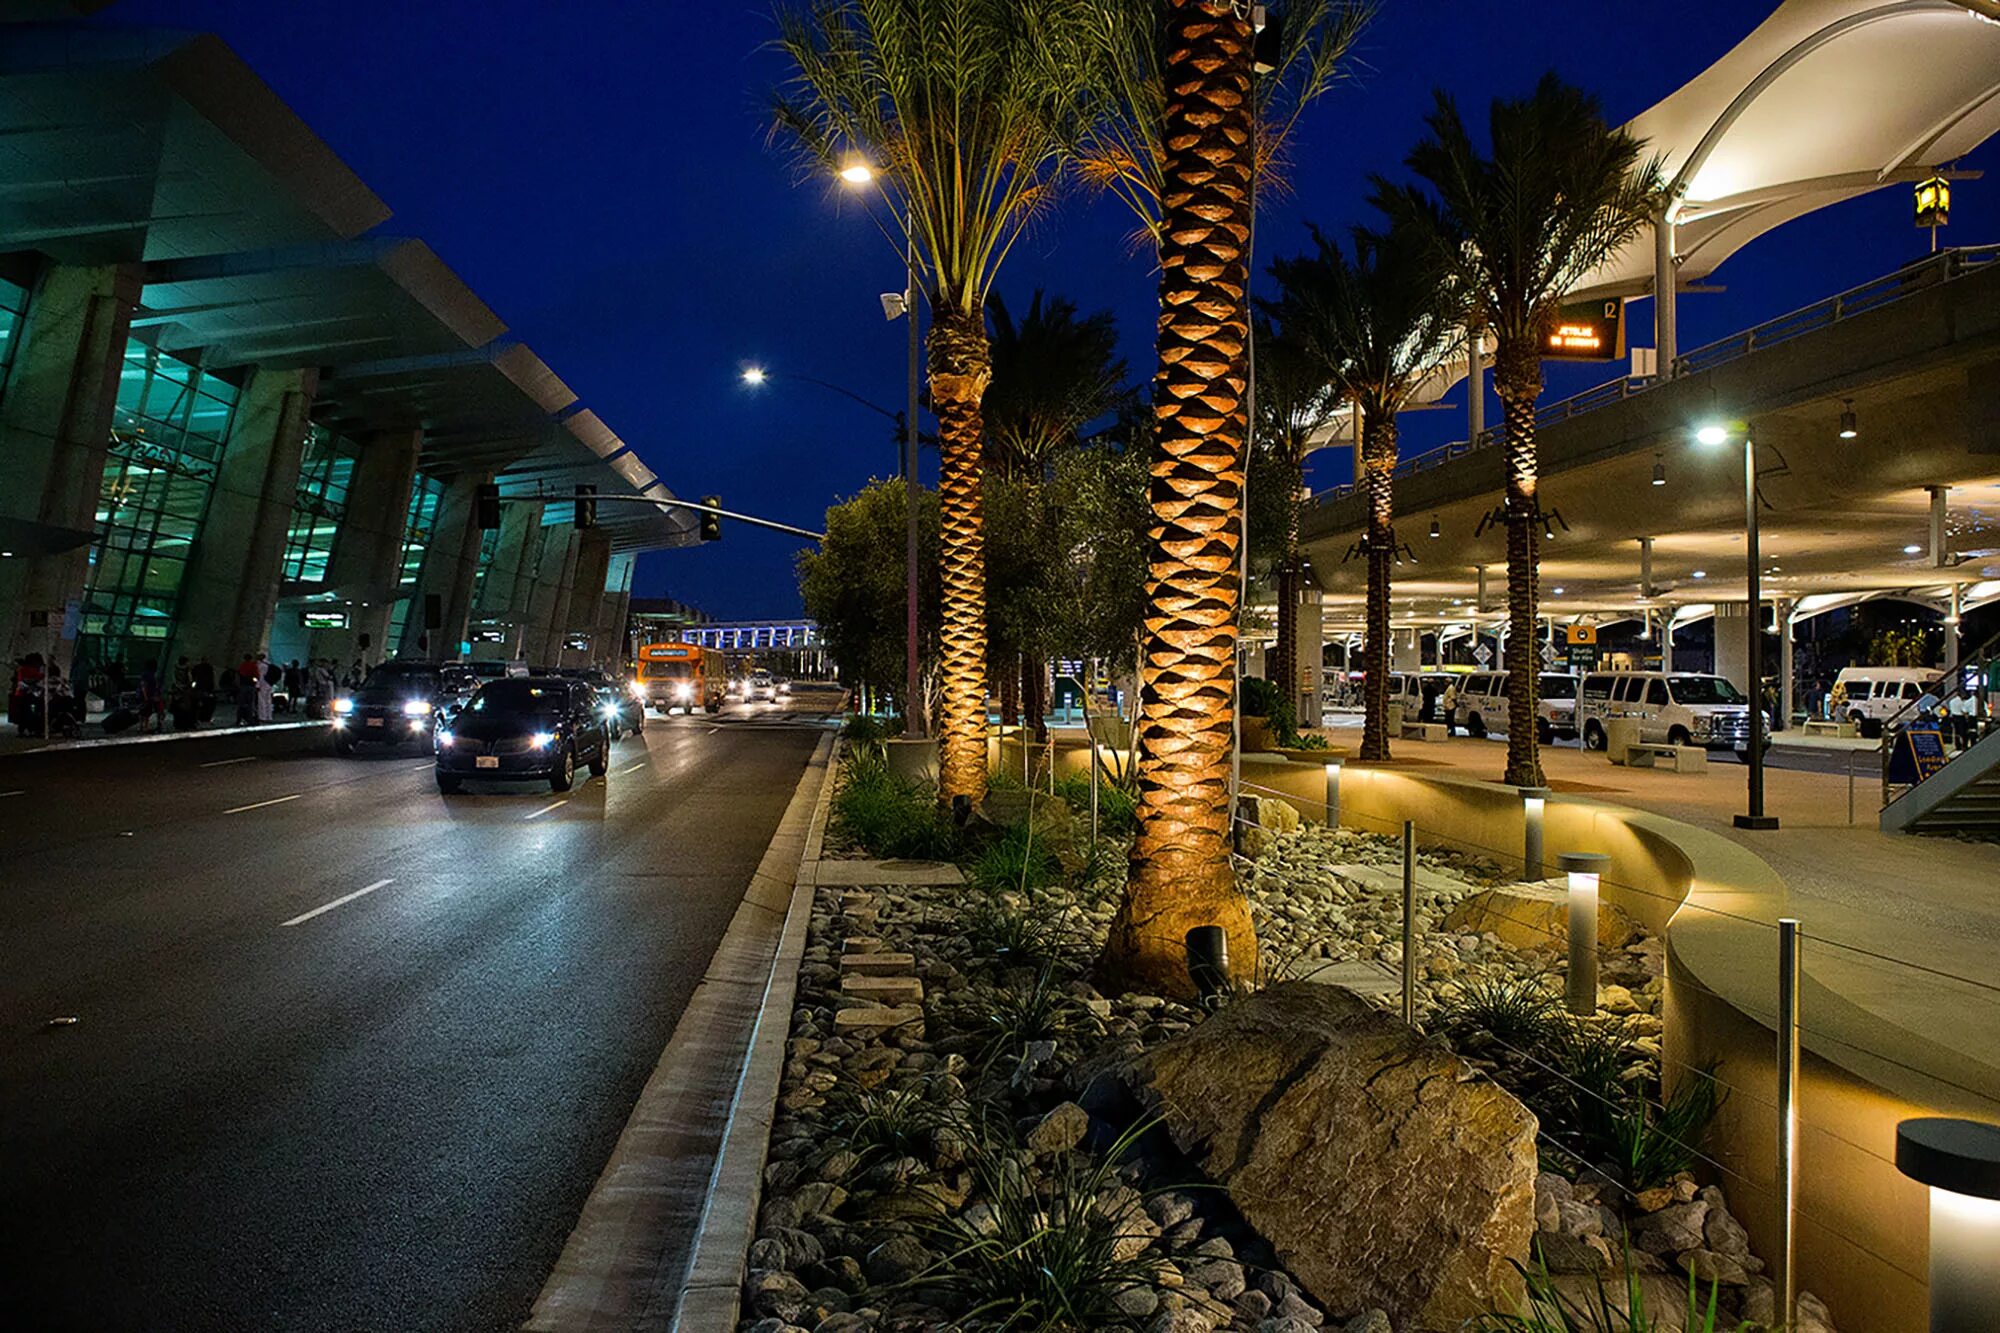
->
[620,761,648,774]
[525,799,568,820]
[222,793,301,815]
[282,878,394,927]
[199,755,258,768]
[0,789,23,798]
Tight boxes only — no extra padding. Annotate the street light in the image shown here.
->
[1694,419,1778,829]
[839,161,875,185]
[740,366,767,387]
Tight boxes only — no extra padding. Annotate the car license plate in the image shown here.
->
[476,755,499,769]
[366,717,384,728]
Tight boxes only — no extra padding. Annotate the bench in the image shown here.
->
[1612,742,1707,772]
[1399,721,1447,742]
[1802,719,1858,739]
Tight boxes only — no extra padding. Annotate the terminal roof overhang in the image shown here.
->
[0,23,696,553]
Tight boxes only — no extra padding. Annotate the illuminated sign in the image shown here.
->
[1543,298,1625,362]
[1565,624,1597,646]
[1915,175,1950,230]
[300,610,349,629]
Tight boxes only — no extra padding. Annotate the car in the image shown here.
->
[1453,671,1581,743]
[434,676,611,794]
[558,666,645,738]
[1574,670,1768,760]
[330,661,470,754]
[735,670,778,702]
[1829,666,1935,731]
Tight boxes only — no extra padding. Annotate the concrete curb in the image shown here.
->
[2,719,328,756]
[524,732,837,1333]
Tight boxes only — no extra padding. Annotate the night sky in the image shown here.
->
[91,1,2000,620]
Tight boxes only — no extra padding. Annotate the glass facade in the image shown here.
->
[76,340,239,675]
[0,274,27,403]
[279,424,359,585]
[384,473,446,653]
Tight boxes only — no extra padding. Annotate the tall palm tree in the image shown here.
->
[1264,220,1466,761]
[1384,74,1658,787]
[770,0,1095,805]
[1247,315,1344,721]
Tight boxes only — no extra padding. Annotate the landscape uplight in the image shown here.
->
[1429,515,1441,539]
[1896,1117,2000,1333]
[1520,787,1550,881]
[1559,852,1609,1016]
[1904,544,1923,555]
[1323,759,1343,826]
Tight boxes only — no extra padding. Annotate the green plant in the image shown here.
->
[1442,972,1564,1050]
[969,823,1063,896]
[820,1077,960,1171]
[966,893,1083,973]
[1478,1240,1742,1332]
[1287,731,1332,751]
[913,1119,1171,1330]
[1051,771,1137,838]
[831,755,962,859]
[1605,1066,1724,1191]
[968,962,1093,1083]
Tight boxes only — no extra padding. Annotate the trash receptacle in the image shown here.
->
[1604,716,1642,762]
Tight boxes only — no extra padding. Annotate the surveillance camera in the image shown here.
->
[879,291,908,321]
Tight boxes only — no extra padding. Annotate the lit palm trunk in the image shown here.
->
[1102,0,1258,996]
[929,306,991,804]
[1360,411,1396,761]
[1497,346,1543,787]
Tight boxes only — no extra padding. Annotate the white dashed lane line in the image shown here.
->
[281,878,395,927]
[525,800,568,820]
[199,756,258,769]
[222,794,301,815]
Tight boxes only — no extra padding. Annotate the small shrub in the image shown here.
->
[965,894,1083,972]
[831,755,961,859]
[1442,972,1564,1050]
[1606,1065,1724,1191]
[969,823,1063,896]
[1478,1241,1740,1332]
[1288,731,1332,751]
[1241,675,1297,743]
[842,712,889,756]
[969,963,1093,1082]
[820,1077,959,1170]
[1051,771,1137,837]
[916,1120,1171,1331]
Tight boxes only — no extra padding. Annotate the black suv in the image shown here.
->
[559,667,645,739]
[331,661,470,754]
[435,677,610,793]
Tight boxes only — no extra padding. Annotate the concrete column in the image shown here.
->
[175,366,318,666]
[309,429,419,669]
[398,472,487,661]
[473,498,543,662]
[559,529,612,667]
[1663,618,1676,673]
[1296,585,1323,727]
[522,524,580,666]
[1654,210,1677,374]
[600,551,636,669]
[1715,602,1751,691]
[1779,600,1796,731]
[1393,626,1420,672]
[0,262,142,666]
[1467,326,1484,441]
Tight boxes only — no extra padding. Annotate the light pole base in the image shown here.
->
[1734,814,1781,830]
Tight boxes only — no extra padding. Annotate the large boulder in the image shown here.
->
[1126,983,1537,1330]
[1443,882,1640,953]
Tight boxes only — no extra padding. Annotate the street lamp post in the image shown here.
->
[1697,421,1779,830]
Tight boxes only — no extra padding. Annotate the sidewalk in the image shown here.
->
[0,716,326,758]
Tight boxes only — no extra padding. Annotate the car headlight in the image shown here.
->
[436,730,454,747]
[675,683,694,699]
[403,699,433,716]
[628,681,647,700]
[332,697,354,715]
[530,731,556,750]
[601,703,619,719]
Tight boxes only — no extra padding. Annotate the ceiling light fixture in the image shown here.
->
[1652,454,1667,486]
[1429,515,1441,539]
[1838,400,1858,440]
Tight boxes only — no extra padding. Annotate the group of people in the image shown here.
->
[7,649,372,737]
[7,653,84,737]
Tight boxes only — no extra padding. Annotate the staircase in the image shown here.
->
[1877,631,2000,834]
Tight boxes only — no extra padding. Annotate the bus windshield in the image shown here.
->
[638,660,695,682]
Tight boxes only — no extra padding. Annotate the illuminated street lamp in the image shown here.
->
[1694,420,1778,830]
[740,366,767,387]
[1895,1117,2000,1332]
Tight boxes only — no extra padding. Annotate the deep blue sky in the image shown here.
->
[95,2,1999,619]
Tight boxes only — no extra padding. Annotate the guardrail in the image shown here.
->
[1309,244,2000,505]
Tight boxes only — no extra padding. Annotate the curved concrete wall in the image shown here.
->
[1233,753,1955,1333]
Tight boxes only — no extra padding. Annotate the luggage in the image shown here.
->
[102,707,138,735]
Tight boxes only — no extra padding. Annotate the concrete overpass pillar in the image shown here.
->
[175,366,318,666]
[597,551,636,669]
[522,524,580,666]
[473,498,544,659]
[0,261,141,668]
[309,429,419,670]
[1779,600,1796,730]
[1393,626,1419,673]
[560,529,612,667]
[1715,602,1751,694]
[1662,618,1675,673]
[1296,585,1323,727]
[398,472,487,660]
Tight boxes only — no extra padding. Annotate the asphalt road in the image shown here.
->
[0,691,837,1332]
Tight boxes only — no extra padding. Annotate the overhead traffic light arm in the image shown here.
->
[582,492,825,541]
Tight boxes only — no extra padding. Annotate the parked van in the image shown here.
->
[1453,671,1581,743]
[1830,666,1935,726]
[1574,671,1764,760]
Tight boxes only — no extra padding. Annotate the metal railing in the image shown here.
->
[1876,625,2000,806]
[1310,244,2000,505]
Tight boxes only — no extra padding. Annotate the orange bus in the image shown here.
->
[634,642,726,714]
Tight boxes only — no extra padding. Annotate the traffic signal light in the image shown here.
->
[574,483,597,529]
[476,482,501,530]
[700,496,721,543]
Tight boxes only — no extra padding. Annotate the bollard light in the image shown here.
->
[1324,759,1343,827]
[1521,787,1551,881]
[1558,851,1608,1017]
[1896,1117,2000,1332]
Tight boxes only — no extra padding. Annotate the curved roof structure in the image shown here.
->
[1577,0,2000,300]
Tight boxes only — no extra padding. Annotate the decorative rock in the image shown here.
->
[1256,1319,1318,1333]
[748,1236,788,1271]
[813,1315,870,1333]
[1443,882,1639,952]
[1274,1290,1323,1325]
[1341,1313,1392,1333]
[1232,1290,1274,1322]
[1534,1172,1570,1232]
[1678,1247,1752,1286]
[1187,1257,1246,1301]
[831,1004,923,1036]
[1026,1101,1090,1156]
[838,974,924,1005]
[1147,1311,1213,1333]
[1698,1186,1754,1262]
[746,1270,811,1322]
[1113,1285,1161,1319]
[1126,984,1537,1329]
[861,1234,934,1286]
[839,951,916,976]
[1631,1199,1708,1256]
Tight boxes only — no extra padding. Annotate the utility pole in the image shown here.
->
[903,228,924,738]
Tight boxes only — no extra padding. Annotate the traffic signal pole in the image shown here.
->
[575,492,825,542]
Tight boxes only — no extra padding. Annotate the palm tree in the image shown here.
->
[770,0,1095,805]
[1264,221,1466,761]
[1384,74,1658,786]
[1091,0,1364,997]
[1246,315,1344,724]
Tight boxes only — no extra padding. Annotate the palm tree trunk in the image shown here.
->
[1101,0,1258,998]
[1270,455,1304,721]
[1497,340,1545,787]
[1000,655,1019,728]
[1360,408,1396,762]
[929,306,992,805]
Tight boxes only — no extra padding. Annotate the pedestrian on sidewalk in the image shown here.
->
[1441,677,1461,737]
[138,659,165,733]
[256,652,277,724]
[235,652,259,726]
[192,656,217,723]
[283,660,304,715]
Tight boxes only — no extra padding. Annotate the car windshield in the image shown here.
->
[1670,677,1746,705]
[469,681,566,714]
[361,666,437,693]
[1539,676,1578,700]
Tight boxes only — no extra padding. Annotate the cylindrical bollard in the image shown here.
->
[1776,917,1802,1327]
[1400,821,1416,1025]
[1896,1117,2000,1332]
[1521,786,1550,880]
[1088,731,1100,847]
[1185,925,1230,1002]
[1559,852,1608,1017]
[1324,760,1342,828]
